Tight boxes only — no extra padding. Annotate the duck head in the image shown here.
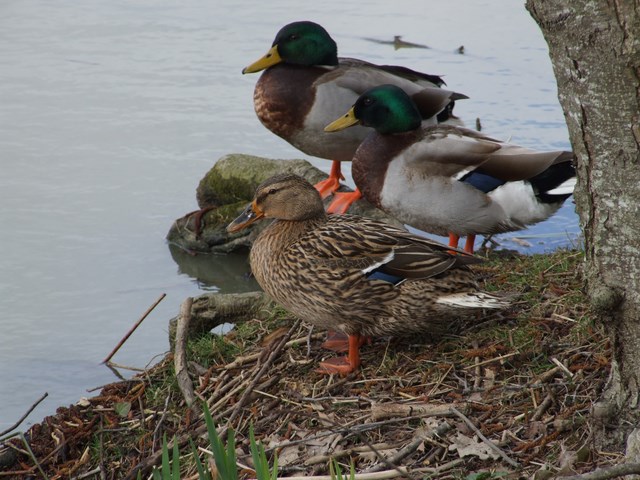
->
[325,84,423,134]
[243,21,339,73]
[227,174,325,232]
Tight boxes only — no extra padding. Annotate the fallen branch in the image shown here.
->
[370,402,468,421]
[561,463,640,480]
[530,393,553,422]
[175,297,196,408]
[304,443,398,466]
[71,466,102,480]
[223,332,325,370]
[364,422,453,473]
[103,293,166,363]
[280,468,408,480]
[0,392,48,437]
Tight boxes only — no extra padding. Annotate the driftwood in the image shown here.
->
[370,402,469,421]
[168,291,273,346]
[175,297,196,409]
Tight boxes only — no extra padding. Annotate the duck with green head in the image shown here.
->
[325,84,576,254]
[242,21,466,214]
[227,173,507,375]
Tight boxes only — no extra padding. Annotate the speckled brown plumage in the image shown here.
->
[228,174,508,345]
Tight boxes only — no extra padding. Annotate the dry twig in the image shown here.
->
[175,297,196,408]
[103,293,166,363]
[0,392,48,437]
[450,406,519,468]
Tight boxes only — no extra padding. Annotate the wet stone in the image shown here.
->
[167,153,403,254]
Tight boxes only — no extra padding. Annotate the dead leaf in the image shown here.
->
[448,433,500,460]
[277,444,304,466]
[261,327,290,346]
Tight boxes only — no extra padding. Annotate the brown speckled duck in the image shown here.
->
[325,85,576,254]
[227,174,508,375]
[242,21,466,214]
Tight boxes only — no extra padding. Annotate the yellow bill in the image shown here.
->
[226,200,265,233]
[242,45,282,74]
[324,107,360,132]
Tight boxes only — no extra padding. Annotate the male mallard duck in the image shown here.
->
[325,84,576,254]
[242,21,467,213]
[227,174,507,375]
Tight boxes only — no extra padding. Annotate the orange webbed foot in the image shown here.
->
[321,330,350,352]
[314,176,342,199]
[314,160,344,199]
[316,356,358,376]
[321,331,370,352]
[316,334,363,375]
[326,189,362,214]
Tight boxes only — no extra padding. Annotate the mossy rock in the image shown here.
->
[167,153,402,254]
[194,154,326,209]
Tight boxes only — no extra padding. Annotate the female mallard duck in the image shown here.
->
[325,84,576,254]
[226,173,507,375]
[242,21,467,213]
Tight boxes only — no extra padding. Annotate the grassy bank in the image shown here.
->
[1,249,612,479]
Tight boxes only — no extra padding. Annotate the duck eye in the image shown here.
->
[288,34,299,41]
[268,188,278,195]
[363,97,373,106]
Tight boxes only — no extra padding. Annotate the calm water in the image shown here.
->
[0,0,578,429]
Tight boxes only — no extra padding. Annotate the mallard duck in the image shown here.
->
[325,84,576,254]
[242,21,467,214]
[226,173,507,375]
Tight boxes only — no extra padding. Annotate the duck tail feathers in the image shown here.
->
[530,160,576,203]
[546,176,576,196]
[436,292,509,309]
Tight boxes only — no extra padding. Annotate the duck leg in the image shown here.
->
[448,233,460,249]
[326,188,362,214]
[314,160,344,199]
[321,331,370,352]
[317,334,363,375]
[464,234,476,254]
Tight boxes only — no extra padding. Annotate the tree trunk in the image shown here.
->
[525,0,640,452]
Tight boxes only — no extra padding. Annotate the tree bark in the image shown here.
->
[525,0,640,451]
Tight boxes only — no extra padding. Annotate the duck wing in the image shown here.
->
[474,145,574,181]
[375,125,502,179]
[298,215,480,282]
[323,60,467,120]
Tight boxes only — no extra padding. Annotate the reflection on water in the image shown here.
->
[168,245,259,293]
[0,0,578,428]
